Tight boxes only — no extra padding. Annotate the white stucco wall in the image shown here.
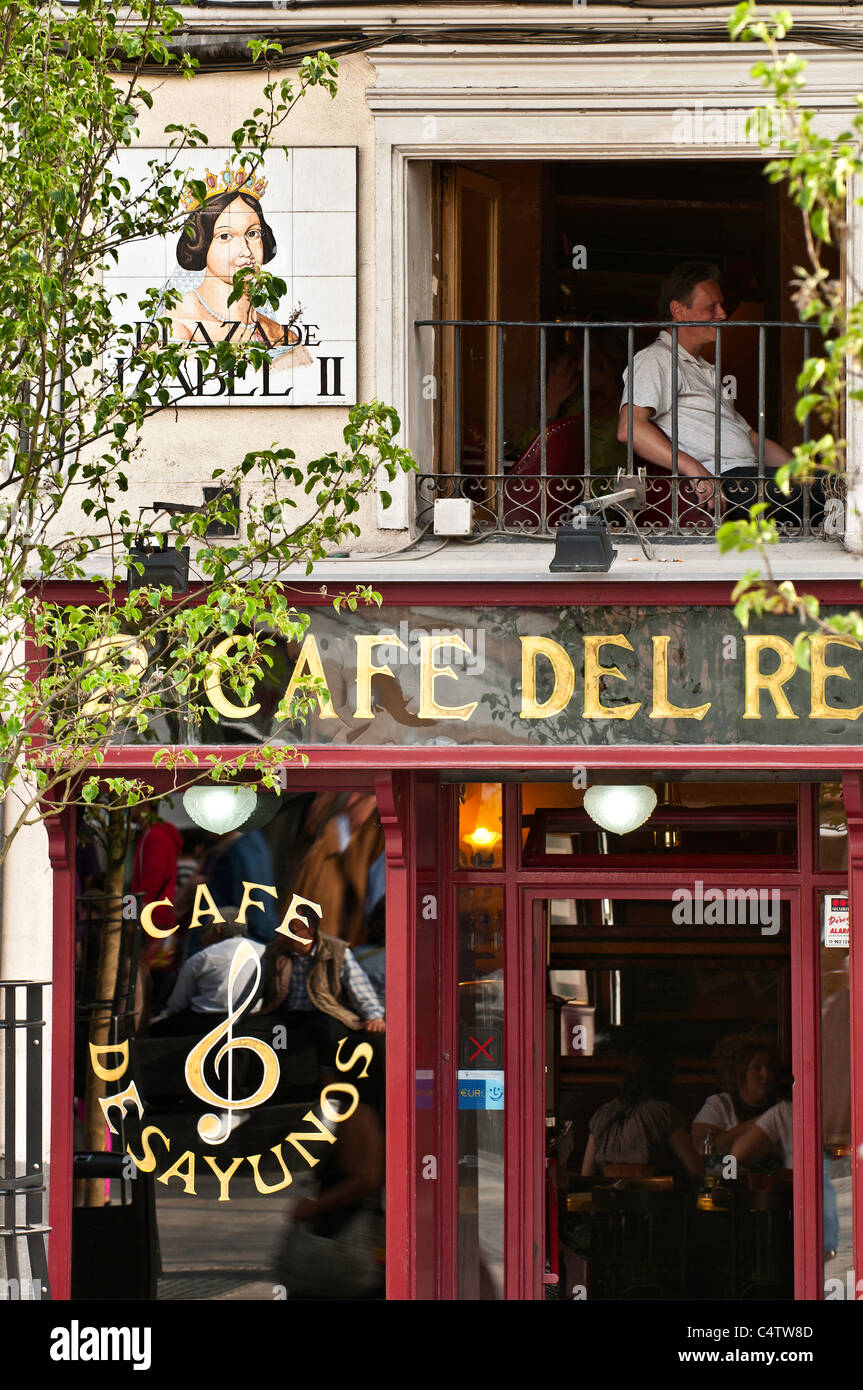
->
[53,52,400,559]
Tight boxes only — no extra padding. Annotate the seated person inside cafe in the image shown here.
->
[728,1097,841,1258]
[691,1030,779,1159]
[566,1040,796,1301]
[581,1048,703,1181]
[617,260,806,516]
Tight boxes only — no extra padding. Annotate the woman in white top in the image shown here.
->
[692,1034,778,1154]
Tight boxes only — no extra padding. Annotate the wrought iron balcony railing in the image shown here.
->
[414,318,844,540]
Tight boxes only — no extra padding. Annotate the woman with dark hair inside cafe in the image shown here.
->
[581,1047,704,1181]
[691,1030,779,1157]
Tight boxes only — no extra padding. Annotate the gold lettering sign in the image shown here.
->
[126,1125,171,1174]
[204,635,262,719]
[519,636,575,719]
[82,635,149,718]
[583,635,641,720]
[650,636,711,720]
[354,634,404,720]
[418,634,477,721]
[102,610,863,743]
[809,635,863,720]
[283,633,337,719]
[140,898,178,938]
[236,880,278,926]
[99,1081,145,1136]
[188,883,225,932]
[99,889,377,1203]
[276,892,323,943]
[284,1111,339,1166]
[246,1145,294,1195]
[89,1040,130,1082]
[743,635,798,719]
[158,1150,197,1196]
[202,1154,244,1202]
[184,942,280,1142]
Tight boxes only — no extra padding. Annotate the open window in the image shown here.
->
[420,159,841,540]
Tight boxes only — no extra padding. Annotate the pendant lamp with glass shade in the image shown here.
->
[182,784,258,835]
[583,784,657,836]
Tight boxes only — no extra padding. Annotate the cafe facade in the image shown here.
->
[3,2,863,1303]
[28,573,863,1301]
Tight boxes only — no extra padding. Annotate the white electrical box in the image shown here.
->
[433,498,473,536]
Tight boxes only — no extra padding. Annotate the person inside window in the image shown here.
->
[730,1098,792,1169]
[581,1047,703,1181]
[617,260,797,514]
[691,1032,779,1156]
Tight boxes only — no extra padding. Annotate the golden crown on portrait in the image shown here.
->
[181,163,269,213]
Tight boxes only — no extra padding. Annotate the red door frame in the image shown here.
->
[46,761,861,1303]
[46,809,76,1301]
[374,771,412,1300]
[518,883,812,1301]
[843,773,863,1299]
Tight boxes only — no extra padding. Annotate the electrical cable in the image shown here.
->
[322,519,557,563]
[131,17,863,74]
[321,520,448,562]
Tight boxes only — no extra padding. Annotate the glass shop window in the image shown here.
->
[522,781,798,863]
[72,787,387,1301]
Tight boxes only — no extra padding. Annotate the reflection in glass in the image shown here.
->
[819,782,848,871]
[457,886,504,1299]
[72,789,387,1301]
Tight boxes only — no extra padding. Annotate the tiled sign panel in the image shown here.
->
[104,148,357,406]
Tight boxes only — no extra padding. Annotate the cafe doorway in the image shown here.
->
[537,889,794,1301]
[513,781,853,1303]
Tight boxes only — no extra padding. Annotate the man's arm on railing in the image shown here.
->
[617,404,716,500]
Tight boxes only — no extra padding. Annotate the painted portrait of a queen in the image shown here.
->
[168,164,312,373]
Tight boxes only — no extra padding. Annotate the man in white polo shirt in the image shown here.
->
[151,907,264,1035]
[617,261,792,510]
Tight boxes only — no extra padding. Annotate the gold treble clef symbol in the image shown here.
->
[184,940,280,1144]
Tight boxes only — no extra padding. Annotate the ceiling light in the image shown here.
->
[182,784,258,835]
[583,784,657,836]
